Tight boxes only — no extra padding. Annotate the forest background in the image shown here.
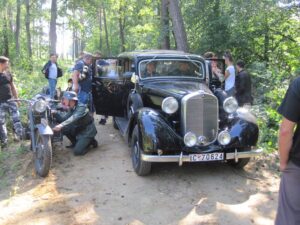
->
[0,0,299,152]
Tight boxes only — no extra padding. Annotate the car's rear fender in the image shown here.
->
[127,107,182,154]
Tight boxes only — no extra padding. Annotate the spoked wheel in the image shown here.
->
[131,125,151,176]
[34,132,52,177]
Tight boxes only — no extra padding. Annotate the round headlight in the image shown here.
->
[162,97,179,114]
[217,130,231,145]
[184,132,197,147]
[223,97,238,114]
[33,100,47,113]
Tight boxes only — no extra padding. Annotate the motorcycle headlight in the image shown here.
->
[217,130,231,145]
[33,100,47,113]
[162,97,179,114]
[184,132,197,147]
[223,97,238,114]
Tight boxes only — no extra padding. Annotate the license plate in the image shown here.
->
[190,153,224,162]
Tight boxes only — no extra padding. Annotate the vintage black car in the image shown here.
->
[92,50,262,176]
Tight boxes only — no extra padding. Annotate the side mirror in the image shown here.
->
[130,73,139,84]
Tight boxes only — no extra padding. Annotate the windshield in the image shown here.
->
[139,59,204,79]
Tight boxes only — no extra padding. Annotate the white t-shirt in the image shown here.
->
[225,65,235,91]
[48,63,58,79]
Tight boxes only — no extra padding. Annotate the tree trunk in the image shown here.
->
[263,16,269,67]
[49,0,57,54]
[74,29,79,58]
[160,0,170,49]
[118,3,126,52]
[8,3,14,34]
[25,0,32,58]
[168,0,188,52]
[2,13,9,57]
[15,0,21,56]
[103,7,111,55]
[99,8,102,50]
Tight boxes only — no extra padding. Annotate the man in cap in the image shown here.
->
[52,91,98,156]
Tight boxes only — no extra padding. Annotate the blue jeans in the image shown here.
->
[48,78,57,99]
[78,90,95,113]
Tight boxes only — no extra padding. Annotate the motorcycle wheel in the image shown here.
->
[34,133,52,177]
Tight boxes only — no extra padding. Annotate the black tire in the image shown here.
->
[131,125,151,176]
[228,148,251,169]
[113,117,119,130]
[228,158,250,169]
[34,133,52,177]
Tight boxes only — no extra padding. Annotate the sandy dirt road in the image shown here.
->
[0,117,280,225]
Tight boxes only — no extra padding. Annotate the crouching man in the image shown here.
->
[52,91,98,156]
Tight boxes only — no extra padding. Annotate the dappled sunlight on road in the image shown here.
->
[0,172,99,225]
[179,193,276,225]
[0,119,280,225]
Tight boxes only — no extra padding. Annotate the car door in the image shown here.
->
[205,58,225,89]
[92,57,134,117]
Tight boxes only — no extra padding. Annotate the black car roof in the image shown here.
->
[118,50,203,60]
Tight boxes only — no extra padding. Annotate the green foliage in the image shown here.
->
[0,0,298,153]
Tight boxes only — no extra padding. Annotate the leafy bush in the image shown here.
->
[250,63,297,152]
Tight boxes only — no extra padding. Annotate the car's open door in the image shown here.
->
[92,57,127,117]
[205,58,225,89]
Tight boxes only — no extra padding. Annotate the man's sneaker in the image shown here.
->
[13,133,20,142]
[66,143,76,148]
[1,140,8,149]
[90,139,98,148]
[99,118,106,125]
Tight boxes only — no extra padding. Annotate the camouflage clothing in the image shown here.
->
[0,101,23,143]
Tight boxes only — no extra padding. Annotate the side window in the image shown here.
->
[97,59,119,78]
[121,59,134,78]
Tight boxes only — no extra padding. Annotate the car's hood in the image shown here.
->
[142,80,212,99]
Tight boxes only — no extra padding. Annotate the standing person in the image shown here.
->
[223,51,235,96]
[75,51,85,64]
[203,51,224,82]
[275,75,300,225]
[52,91,97,156]
[0,56,24,147]
[72,53,94,113]
[66,78,73,91]
[235,60,253,107]
[42,53,63,99]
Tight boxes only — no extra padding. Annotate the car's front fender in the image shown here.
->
[227,118,259,147]
[128,108,182,154]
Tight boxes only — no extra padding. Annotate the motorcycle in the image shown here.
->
[10,93,63,177]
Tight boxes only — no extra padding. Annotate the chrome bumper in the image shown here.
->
[141,148,263,166]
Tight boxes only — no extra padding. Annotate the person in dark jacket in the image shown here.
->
[235,60,253,106]
[275,75,300,225]
[42,53,63,99]
[52,91,98,156]
[72,53,94,113]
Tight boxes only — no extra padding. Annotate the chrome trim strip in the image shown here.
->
[225,148,263,160]
[141,148,263,164]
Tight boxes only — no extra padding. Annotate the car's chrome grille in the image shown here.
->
[181,91,219,145]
